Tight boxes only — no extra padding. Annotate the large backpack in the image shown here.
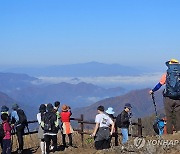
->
[17,109,28,126]
[165,63,180,98]
[115,113,122,128]
[0,123,5,141]
[42,112,56,132]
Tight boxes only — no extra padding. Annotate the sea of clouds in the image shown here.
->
[34,72,163,90]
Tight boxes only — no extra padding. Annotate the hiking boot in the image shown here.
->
[50,145,54,150]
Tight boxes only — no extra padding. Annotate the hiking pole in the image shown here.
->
[129,112,133,137]
[151,93,158,118]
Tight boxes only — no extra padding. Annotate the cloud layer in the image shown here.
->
[35,72,163,89]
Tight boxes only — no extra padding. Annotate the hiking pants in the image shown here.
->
[62,134,72,146]
[95,139,111,150]
[94,127,111,150]
[2,139,11,154]
[16,125,25,151]
[164,96,180,134]
[121,128,128,144]
[44,135,57,153]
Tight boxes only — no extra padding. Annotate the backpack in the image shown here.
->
[17,109,28,126]
[42,112,56,132]
[115,113,122,128]
[165,63,180,98]
[0,123,5,141]
[153,119,164,135]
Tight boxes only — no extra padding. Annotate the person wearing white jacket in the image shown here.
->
[37,104,46,154]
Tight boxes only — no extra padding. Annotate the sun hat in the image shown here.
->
[169,58,179,64]
[105,107,115,114]
[61,104,69,111]
[124,103,132,109]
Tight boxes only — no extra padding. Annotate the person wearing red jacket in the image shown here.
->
[60,105,73,147]
[1,113,12,154]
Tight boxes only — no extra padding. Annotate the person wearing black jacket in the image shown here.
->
[120,103,132,144]
[41,103,59,154]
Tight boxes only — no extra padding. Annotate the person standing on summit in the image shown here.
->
[149,59,180,134]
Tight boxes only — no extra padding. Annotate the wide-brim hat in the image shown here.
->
[62,105,68,111]
[105,107,115,115]
[169,58,179,64]
[166,58,179,66]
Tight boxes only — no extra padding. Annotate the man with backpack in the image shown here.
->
[149,58,180,134]
[116,103,132,145]
[41,103,59,154]
[11,104,27,154]
[92,106,114,150]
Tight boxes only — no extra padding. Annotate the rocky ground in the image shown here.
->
[2,132,180,154]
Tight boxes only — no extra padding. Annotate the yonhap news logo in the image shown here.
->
[134,137,179,149]
[134,137,146,149]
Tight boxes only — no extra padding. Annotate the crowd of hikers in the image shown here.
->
[0,58,180,153]
[0,101,132,153]
[0,102,74,154]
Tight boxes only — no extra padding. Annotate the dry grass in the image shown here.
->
[0,130,122,153]
[1,130,179,154]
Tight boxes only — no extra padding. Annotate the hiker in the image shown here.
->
[105,107,118,146]
[11,104,27,154]
[92,105,114,150]
[60,105,73,147]
[118,103,132,144]
[41,103,59,154]
[1,106,9,115]
[149,58,180,134]
[158,113,166,135]
[37,104,46,154]
[1,113,12,154]
[0,106,10,150]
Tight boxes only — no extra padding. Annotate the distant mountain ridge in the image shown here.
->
[73,88,164,120]
[0,91,15,107]
[0,91,36,120]
[0,72,38,93]
[0,72,126,108]
[3,62,151,77]
[8,82,126,108]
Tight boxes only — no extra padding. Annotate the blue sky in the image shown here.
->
[0,0,180,69]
